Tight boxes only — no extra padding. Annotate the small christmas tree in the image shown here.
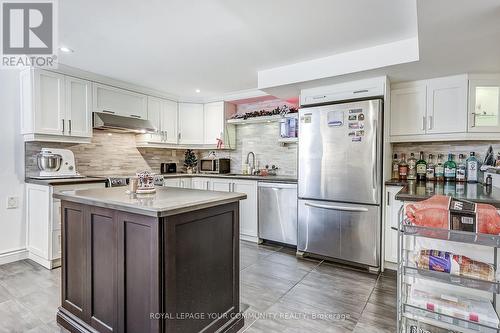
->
[184,149,198,172]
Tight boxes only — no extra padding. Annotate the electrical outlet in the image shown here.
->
[7,196,19,209]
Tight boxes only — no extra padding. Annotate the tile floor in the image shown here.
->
[0,241,397,333]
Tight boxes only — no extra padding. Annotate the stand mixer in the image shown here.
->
[35,148,83,179]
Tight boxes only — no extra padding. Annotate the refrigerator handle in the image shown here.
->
[304,202,369,212]
[372,119,378,191]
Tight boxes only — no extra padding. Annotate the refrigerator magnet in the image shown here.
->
[349,108,362,114]
[348,115,357,121]
[356,130,365,136]
[358,114,365,121]
[352,137,362,142]
[348,131,355,136]
[348,122,359,129]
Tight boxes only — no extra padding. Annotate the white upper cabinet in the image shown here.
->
[468,78,500,133]
[390,83,426,136]
[147,96,162,142]
[204,101,225,145]
[33,70,66,136]
[162,99,178,143]
[93,83,147,119]
[178,103,204,144]
[426,75,467,134]
[65,77,92,138]
[20,69,92,141]
[139,97,178,145]
[389,74,500,142]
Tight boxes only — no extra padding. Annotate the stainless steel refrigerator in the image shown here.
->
[297,99,383,268]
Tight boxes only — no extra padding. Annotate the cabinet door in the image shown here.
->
[179,178,192,189]
[468,79,500,132]
[145,97,163,143]
[384,186,403,264]
[26,184,51,260]
[211,178,231,192]
[163,178,180,187]
[232,180,258,238]
[65,77,92,137]
[191,178,210,190]
[162,99,178,144]
[390,85,426,136]
[203,101,224,145]
[426,75,467,134]
[93,84,147,119]
[34,70,65,135]
[178,103,204,144]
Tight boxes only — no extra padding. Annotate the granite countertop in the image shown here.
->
[53,186,247,217]
[161,173,298,183]
[25,176,108,186]
[392,180,500,208]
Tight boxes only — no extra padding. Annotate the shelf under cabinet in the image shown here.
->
[403,265,500,294]
[402,224,500,248]
[227,113,298,125]
[403,303,500,333]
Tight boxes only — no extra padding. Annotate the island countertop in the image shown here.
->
[53,186,247,217]
[392,180,500,208]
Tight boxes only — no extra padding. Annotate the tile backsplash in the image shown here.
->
[213,122,297,176]
[25,126,298,178]
[25,131,191,177]
[392,141,500,161]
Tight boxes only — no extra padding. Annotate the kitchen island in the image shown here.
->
[53,186,246,333]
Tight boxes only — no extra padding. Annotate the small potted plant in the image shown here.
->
[184,149,198,174]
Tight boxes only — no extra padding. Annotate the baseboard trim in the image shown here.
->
[383,261,398,271]
[240,234,259,243]
[28,252,60,269]
[0,249,29,265]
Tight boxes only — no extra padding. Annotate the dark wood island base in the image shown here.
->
[56,200,244,333]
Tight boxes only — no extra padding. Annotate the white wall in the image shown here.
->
[0,69,27,264]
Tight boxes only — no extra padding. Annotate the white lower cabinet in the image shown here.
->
[191,177,212,190]
[26,182,106,269]
[232,180,258,242]
[162,177,259,242]
[163,177,192,188]
[384,186,404,265]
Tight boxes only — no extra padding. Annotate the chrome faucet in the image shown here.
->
[246,152,256,175]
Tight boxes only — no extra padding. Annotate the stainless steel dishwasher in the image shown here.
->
[258,182,297,246]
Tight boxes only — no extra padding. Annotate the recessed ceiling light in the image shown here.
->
[195,89,201,93]
[59,46,74,53]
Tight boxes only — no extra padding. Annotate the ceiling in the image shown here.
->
[58,0,417,98]
[58,0,500,99]
[262,0,500,97]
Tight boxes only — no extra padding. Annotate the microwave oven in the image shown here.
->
[199,158,231,174]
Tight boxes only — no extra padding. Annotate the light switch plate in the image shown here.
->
[7,196,19,209]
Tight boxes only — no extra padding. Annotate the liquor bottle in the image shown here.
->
[392,154,400,180]
[456,154,466,182]
[444,153,457,182]
[398,153,408,181]
[416,151,427,181]
[407,153,417,181]
[426,154,435,182]
[435,154,445,182]
[466,152,480,183]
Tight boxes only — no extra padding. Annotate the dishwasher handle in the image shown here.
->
[258,182,297,189]
[304,202,368,212]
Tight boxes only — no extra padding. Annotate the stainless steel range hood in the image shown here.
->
[93,112,156,134]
